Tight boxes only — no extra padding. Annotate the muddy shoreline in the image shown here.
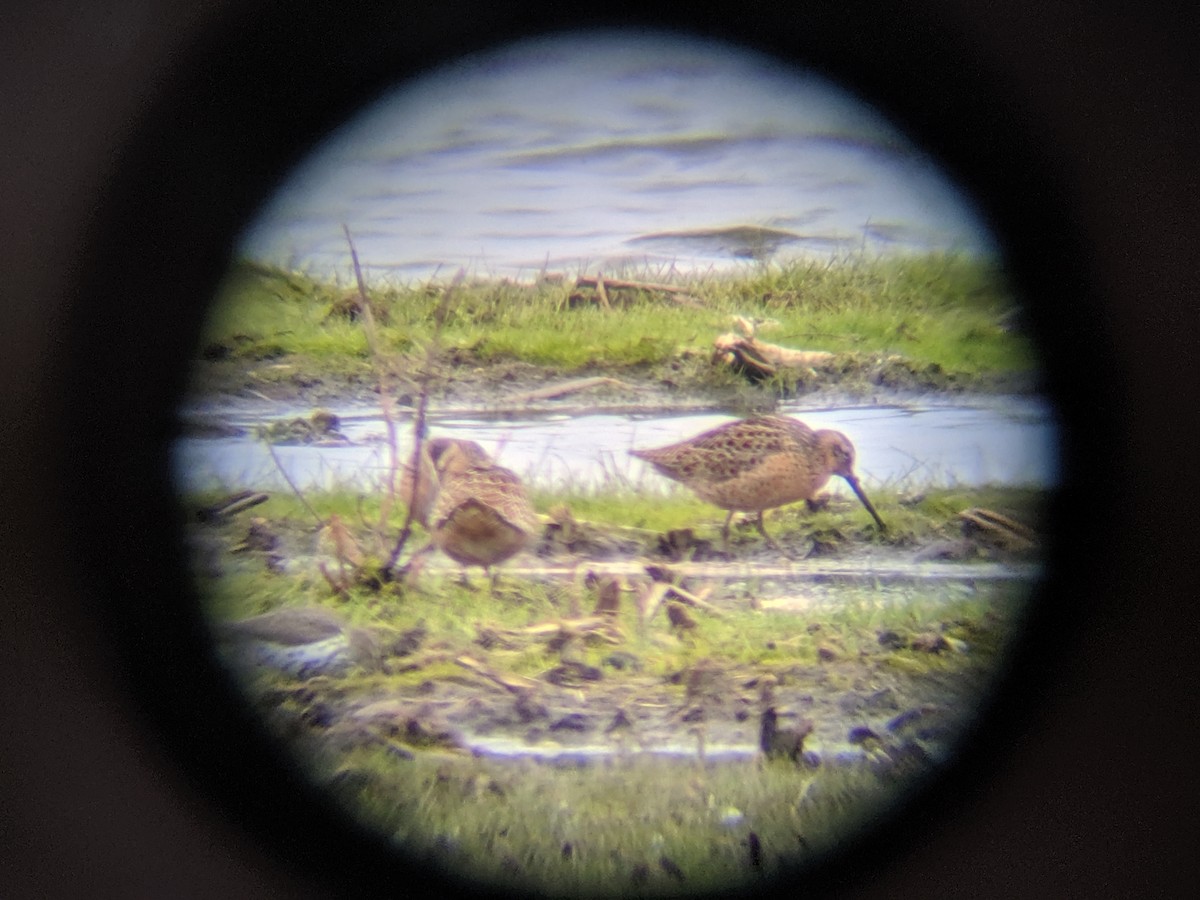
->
[184,353,1045,892]
[186,350,1041,415]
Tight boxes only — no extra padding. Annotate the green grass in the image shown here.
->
[318,746,915,896]
[198,253,1036,385]
[189,474,1037,897]
[190,480,1039,672]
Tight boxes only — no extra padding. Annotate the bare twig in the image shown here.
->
[344,225,403,541]
[382,266,466,579]
[455,655,540,695]
[195,490,269,523]
[264,440,321,526]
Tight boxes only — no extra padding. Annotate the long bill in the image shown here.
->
[844,476,886,532]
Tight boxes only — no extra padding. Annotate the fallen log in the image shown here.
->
[713,332,835,378]
[574,275,691,294]
[573,275,703,307]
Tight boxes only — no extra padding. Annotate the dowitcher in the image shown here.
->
[423,438,539,584]
[630,415,884,549]
[398,437,493,529]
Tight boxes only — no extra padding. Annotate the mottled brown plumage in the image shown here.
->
[398,437,493,529]
[425,438,539,581]
[630,415,884,548]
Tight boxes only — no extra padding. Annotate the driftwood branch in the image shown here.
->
[574,275,691,294]
[713,332,835,378]
[507,376,639,404]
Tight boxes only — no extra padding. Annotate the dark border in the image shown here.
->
[59,1,1120,897]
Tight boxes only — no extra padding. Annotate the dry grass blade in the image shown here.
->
[455,655,539,695]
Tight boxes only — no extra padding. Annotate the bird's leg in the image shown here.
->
[720,510,735,551]
[754,512,781,551]
[457,566,475,590]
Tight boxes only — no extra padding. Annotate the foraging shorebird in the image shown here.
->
[398,437,494,528]
[420,438,539,586]
[630,415,884,549]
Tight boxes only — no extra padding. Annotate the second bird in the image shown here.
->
[630,415,884,549]
[423,438,540,586]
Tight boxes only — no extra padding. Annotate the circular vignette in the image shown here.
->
[58,1,1119,897]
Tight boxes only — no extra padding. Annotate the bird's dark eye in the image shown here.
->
[172,27,1058,898]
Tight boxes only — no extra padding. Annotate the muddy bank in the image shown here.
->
[186,350,1040,412]
[187,462,1041,894]
[197,497,1037,764]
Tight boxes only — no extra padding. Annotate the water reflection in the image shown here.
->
[175,397,1057,494]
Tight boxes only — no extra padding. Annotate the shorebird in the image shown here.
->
[419,437,539,586]
[630,415,884,549]
[398,437,494,528]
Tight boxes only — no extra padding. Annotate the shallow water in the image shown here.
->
[238,32,996,281]
[173,395,1058,495]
